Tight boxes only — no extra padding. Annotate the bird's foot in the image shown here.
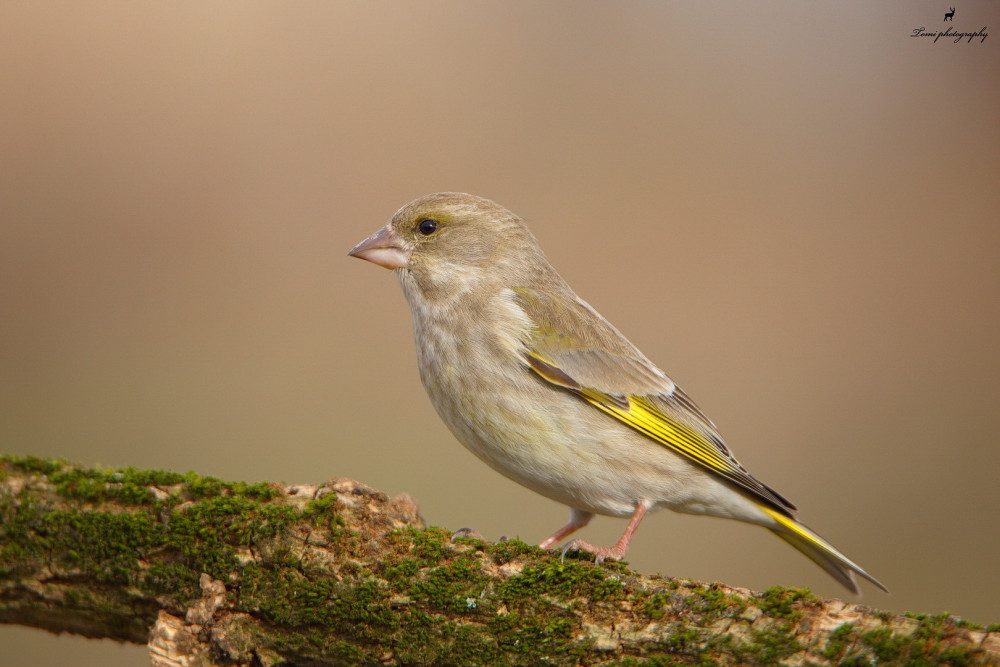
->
[561,539,628,565]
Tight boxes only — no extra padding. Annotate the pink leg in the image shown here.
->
[563,501,650,564]
[538,508,594,550]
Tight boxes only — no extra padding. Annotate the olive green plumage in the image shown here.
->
[349,192,887,595]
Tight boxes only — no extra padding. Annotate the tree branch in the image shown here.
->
[1,456,996,666]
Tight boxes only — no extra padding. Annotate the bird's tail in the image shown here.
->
[760,505,888,596]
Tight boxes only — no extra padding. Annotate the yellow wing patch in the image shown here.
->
[525,350,793,513]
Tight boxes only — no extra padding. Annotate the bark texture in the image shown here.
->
[1,456,997,666]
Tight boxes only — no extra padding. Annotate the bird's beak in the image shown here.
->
[348,225,409,270]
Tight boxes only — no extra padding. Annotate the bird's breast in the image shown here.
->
[403,284,551,448]
[398,278,699,517]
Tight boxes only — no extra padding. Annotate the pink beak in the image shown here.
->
[348,225,409,270]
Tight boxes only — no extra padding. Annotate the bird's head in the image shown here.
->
[349,192,549,301]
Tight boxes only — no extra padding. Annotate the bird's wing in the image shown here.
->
[513,288,796,514]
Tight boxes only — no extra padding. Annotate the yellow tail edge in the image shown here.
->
[760,505,889,596]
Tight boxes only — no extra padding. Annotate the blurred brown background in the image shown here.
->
[2,1,998,663]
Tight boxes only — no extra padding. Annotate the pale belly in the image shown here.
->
[420,356,763,524]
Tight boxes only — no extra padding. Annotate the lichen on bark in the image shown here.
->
[1,456,997,666]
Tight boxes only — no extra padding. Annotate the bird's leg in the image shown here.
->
[538,508,594,549]
[562,501,650,564]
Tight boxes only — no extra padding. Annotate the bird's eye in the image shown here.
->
[417,219,439,236]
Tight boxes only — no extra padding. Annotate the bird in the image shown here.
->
[348,192,887,595]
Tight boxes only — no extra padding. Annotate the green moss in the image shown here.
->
[486,538,540,564]
[384,556,422,583]
[409,526,455,563]
[145,561,201,598]
[643,592,670,620]
[181,473,227,499]
[2,459,279,508]
[251,570,396,631]
[4,458,994,666]
[0,541,30,576]
[163,494,300,580]
[487,610,577,657]
[496,560,625,604]
[663,624,703,652]
[178,472,279,501]
[757,585,814,621]
[229,480,281,501]
[45,465,187,505]
[820,616,986,667]
[744,624,802,664]
[301,490,345,532]
[41,510,163,580]
[693,584,746,623]
[232,611,372,665]
[1,461,316,613]
[408,560,491,614]
[396,619,501,665]
[682,614,804,665]
[820,621,857,661]
[937,645,983,666]
[861,627,910,662]
[2,455,67,475]
[858,621,983,666]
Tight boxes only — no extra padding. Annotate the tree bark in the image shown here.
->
[1,456,996,666]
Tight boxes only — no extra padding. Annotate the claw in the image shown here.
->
[561,538,625,564]
[553,502,650,565]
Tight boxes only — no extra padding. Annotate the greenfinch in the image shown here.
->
[349,192,887,595]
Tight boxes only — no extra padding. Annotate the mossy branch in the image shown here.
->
[1,456,996,666]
